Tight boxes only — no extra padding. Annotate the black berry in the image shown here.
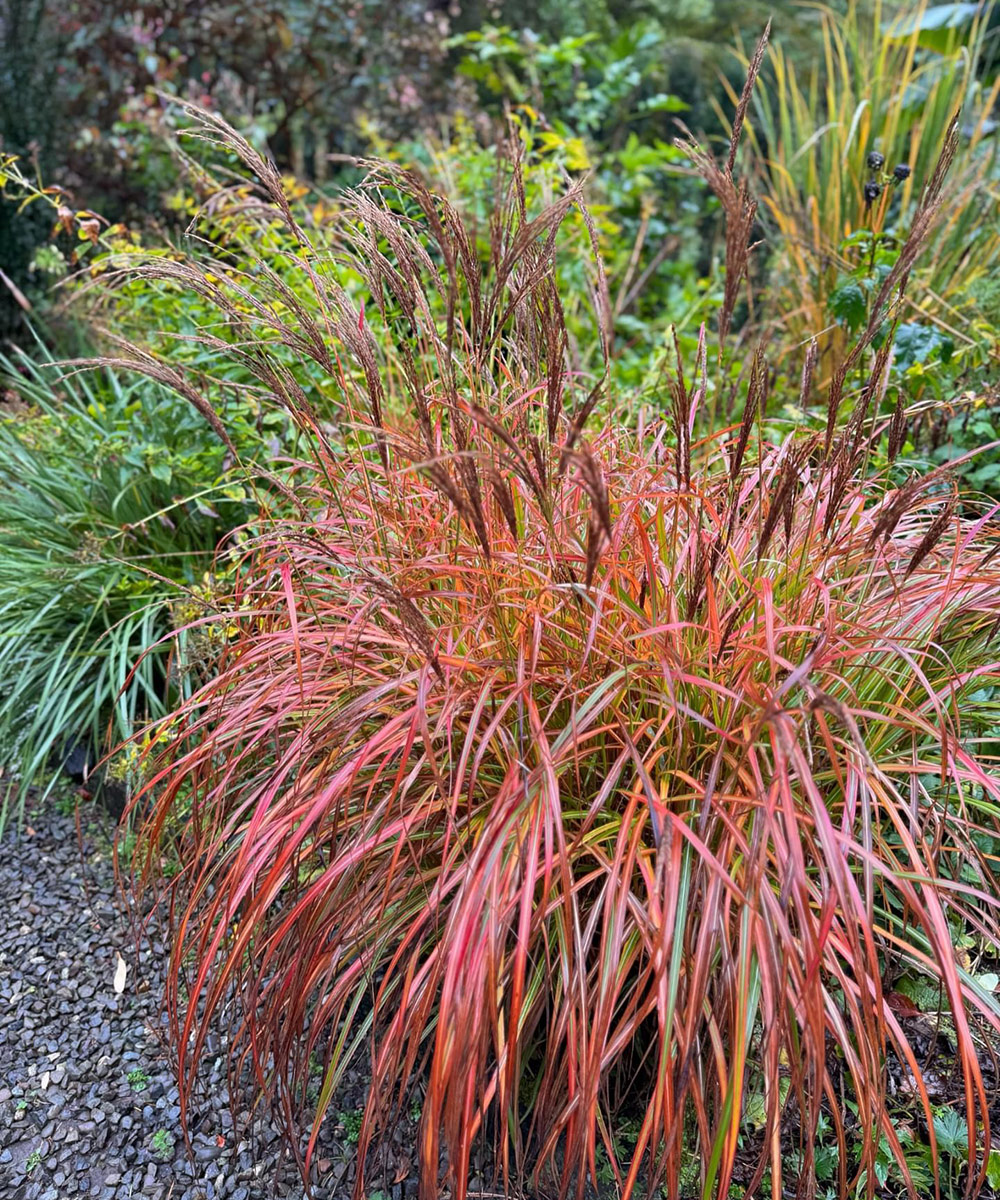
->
[863,180,882,207]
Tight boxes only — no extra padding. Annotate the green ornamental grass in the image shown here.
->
[0,338,276,829]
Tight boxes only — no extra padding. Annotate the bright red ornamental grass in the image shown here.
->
[120,84,1000,1200]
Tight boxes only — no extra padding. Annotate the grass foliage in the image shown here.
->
[0,339,268,827]
[116,64,1000,1200]
[739,0,1000,356]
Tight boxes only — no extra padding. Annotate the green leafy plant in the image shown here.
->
[739,0,1000,360]
[24,1148,41,1174]
[922,396,1000,498]
[338,1109,363,1146]
[0,337,274,829]
[50,778,82,818]
[127,1066,150,1092]
[449,21,687,139]
[121,86,1000,1200]
[149,1128,174,1161]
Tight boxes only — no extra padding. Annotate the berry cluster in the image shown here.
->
[864,149,911,207]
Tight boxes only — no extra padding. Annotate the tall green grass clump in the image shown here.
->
[0,340,283,828]
[738,0,1000,360]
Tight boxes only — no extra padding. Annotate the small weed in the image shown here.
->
[52,784,79,817]
[150,1129,174,1161]
[15,1097,28,1114]
[408,1095,422,1123]
[116,829,138,864]
[594,1147,615,1187]
[338,1108,363,1145]
[25,1149,42,1173]
[127,1066,150,1092]
[305,1051,322,1107]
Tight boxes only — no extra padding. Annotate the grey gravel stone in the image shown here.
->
[0,805,417,1200]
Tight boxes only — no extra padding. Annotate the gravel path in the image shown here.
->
[0,804,410,1200]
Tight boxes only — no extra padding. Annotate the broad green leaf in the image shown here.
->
[829,277,867,330]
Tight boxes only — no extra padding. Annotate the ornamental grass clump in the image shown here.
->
[737,0,1000,353]
[0,340,268,830]
[120,76,1000,1200]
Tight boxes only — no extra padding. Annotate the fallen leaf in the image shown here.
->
[886,991,922,1017]
[113,952,128,994]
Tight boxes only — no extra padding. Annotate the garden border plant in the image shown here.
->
[733,0,1000,366]
[0,332,291,830]
[114,36,1000,1200]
